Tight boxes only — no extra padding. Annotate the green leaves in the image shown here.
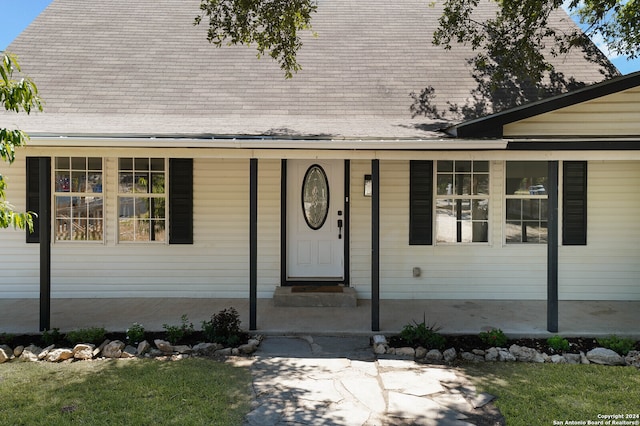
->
[195,0,317,78]
[1,52,42,230]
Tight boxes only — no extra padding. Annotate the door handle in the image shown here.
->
[337,219,343,239]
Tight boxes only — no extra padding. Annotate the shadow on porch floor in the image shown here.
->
[0,298,638,338]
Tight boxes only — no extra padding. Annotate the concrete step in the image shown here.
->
[273,286,357,307]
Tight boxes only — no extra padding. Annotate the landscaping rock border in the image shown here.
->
[0,335,263,364]
[373,335,640,368]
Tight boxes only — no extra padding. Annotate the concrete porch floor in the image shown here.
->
[0,298,638,338]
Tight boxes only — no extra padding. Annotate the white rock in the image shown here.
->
[443,348,457,362]
[0,345,12,363]
[586,348,625,366]
[38,344,56,360]
[372,335,387,345]
[122,345,138,358]
[509,344,545,363]
[415,347,427,359]
[395,347,415,357]
[625,350,640,368]
[425,349,443,361]
[137,340,151,356]
[550,354,566,364]
[13,345,24,357]
[498,349,516,362]
[173,345,192,354]
[564,353,581,364]
[484,347,499,362]
[46,348,74,362]
[21,344,42,362]
[102,340,125,358]
[154,339,174,354]
[461,352,484,362]
[73,344,95,360]
[374,343,387,355]
[238,343,258,354]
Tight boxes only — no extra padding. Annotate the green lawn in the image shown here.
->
[462,362,640,426]
[0,358,252,426]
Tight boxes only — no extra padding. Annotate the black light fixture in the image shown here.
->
[364,174,372,197]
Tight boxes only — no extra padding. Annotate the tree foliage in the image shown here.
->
[0,52,42,230]
[195,0,317,78]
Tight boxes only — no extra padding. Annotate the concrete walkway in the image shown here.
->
[0,298,638,338]
[243,335,503,426]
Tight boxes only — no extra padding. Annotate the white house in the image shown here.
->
[1,0,638,333]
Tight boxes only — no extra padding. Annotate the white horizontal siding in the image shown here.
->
[3,150,639,301]
[558,161,640,300]
[505,88,640,137]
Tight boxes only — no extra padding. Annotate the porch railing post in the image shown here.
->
[250,158,258,330]
[371,159,380,332]
[547,161,559,333]
[39,157,51,331]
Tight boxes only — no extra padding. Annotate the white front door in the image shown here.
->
[287,159,344,280]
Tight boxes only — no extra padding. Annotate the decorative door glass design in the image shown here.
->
[301,164,329,230]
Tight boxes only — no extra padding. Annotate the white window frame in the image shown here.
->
[117,157,168,244]
[504,161,549,244]
[434,160,490,244]
[53,156,105,243]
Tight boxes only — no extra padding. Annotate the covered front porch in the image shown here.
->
[1,298,637,338]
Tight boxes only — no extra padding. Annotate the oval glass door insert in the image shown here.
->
[302,165,330,230]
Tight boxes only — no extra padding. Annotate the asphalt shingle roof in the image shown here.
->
[2,0,612,139]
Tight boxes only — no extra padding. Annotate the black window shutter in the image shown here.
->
[562,161,587,245]
[25,157,41,243]
[409,160,433,245]
[169,158,193,244]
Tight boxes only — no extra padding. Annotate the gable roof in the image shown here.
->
[448,71,640,138]
[2,0,611,141]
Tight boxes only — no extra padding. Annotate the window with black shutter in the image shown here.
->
[562,161,587,245]
[169,158,193,244]
[409,160,433,245]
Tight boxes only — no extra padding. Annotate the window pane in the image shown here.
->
[473,174,489,195]
[88,157,102,171]
[505,161,548,195]
[151,198,165,219]
[119,158,133,170]
[151,220,166,241]
[135,158,150,171]
[56,157,70,169]
[119,172,133,193]
[474,161,489,173]
[88,172,102,193]
[455,161,471,173]
[436,174,453,195]
[71,171,86,192]
[71,157,86,170]
[472,199,488,220]
[472,222,488,242]
[436,199,455,243]
[506,199,521,220]
[134,172,150,193]
[437,160,453,172]
[151,158,164,171]
[522,199,540,220]
[88,219,103,241]
[151,173,165,194]
[455,174,471,195]
[55,171,70,192]
[505,221,522,243]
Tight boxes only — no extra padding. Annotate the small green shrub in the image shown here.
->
[547,335,570,352]
[65,327,107,345]
[201,307,244,347]
[163,314,195,345]
[126,322,145,344]
[597,335,636,356]
[0,332,15,346]
[399,318,446,350]
[41,328,62,346]
[479,329,508,348]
